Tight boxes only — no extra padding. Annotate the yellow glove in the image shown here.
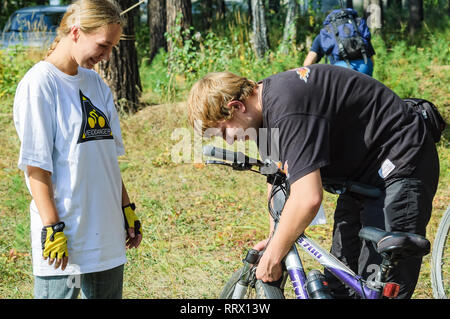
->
[41,221,68,260]
[122,203,142,235]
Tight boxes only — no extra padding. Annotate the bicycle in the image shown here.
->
[431,205,449,298]
[203,145,431,299]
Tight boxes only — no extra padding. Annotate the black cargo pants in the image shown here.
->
[324,139,440,299]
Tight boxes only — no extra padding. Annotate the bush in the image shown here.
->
[145,11,449,121]
[0,48,39,103]
[372,24,450,116]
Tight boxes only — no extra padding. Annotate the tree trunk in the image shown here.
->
[166,0,192,52]
[216,0,226,18]
[299,0,308,15]
[148,0,166,63]
[385,0,402,14]
[409,0,423,36]
[268,0,280,13]
[97,0,142,114]
[402,0,408,10]
[385,0,397,9]
[251,0,269,59]
[200,0,213,29]
[346,0,354,8]
[280,0,297,54]
[0,2,4,22]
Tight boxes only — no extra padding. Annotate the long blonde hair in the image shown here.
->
[46,0,125,58]
[187,71,257,134]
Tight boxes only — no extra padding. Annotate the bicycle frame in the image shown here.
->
[203,145,386,299]
[272,182,381,299]
[284,234,381,299]
[266,169,382,299]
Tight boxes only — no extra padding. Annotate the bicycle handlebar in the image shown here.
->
[203,145,263,166]
[203,145,287,179]
[203,145,382,199]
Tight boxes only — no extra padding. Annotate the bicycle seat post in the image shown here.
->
[378,254,395,282]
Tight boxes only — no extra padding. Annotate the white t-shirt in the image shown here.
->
[13,61,127,276]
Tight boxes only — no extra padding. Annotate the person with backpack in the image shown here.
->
[303,8,376,76]
[187,65,443,298]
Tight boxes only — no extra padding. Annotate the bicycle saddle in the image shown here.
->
[359,226,430,260]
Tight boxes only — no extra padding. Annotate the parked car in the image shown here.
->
[0,5,68,50]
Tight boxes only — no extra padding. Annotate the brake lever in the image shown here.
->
[205,160,255,171]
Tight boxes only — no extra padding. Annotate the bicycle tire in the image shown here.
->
[219,267,285,299]
[431,205,450,299]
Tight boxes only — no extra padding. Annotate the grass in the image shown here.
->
[0,103,448,299]
[0,18,449,299]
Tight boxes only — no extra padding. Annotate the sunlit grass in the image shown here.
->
[0,12,448,299]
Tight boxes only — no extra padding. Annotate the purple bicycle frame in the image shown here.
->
[284,234,381,299]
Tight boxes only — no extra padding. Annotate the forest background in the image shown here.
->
[0,0,448,298]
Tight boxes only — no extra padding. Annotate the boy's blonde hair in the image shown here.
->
[187,71,257,134]
[46,0,125,57]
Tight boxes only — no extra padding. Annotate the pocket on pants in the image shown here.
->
[383,178,432,236]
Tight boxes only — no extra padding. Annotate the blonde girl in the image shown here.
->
[13,0,142,299]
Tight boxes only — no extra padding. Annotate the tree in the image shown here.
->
[280,0,298,54]
[200,0,213,29]
[216,0,226,18]
[268,0,280,13]
[250,0,269,58]
[385,0,402,12]
[148,0,166,64]
[409,0,423,36]
[97,0,142,114]
[166,0,192,52]
[194,0,226,29]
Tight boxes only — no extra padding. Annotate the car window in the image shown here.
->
[4,12,64,32]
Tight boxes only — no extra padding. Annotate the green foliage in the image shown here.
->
[167,28,238,82]
[372,24,450,116]
[0,49,36,103]
[0,3,448,299]
[142,11,306,104]
[141,8,449,118]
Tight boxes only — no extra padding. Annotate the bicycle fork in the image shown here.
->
[231,249,260,298]
[232,246,309,299]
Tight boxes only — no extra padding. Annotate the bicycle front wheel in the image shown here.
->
[219,267,285,299]
[431,205,450,299]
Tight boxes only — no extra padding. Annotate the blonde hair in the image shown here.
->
[46,0,125,57]
[187,71,257,134]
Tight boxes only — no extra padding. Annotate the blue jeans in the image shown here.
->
[334,58,374,76]
[34,264,124,299]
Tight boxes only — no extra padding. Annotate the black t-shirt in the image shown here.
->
[260,64,427,188]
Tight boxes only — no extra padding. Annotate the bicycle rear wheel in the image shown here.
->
[219,267,285,299]
[431,205,450,299]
